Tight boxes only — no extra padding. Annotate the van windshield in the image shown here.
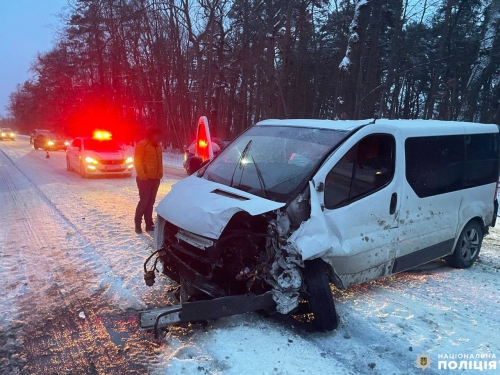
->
[202,125,348,202]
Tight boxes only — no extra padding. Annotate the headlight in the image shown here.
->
[64,141,70,146]
[10,133,14,137]
[47,141,55,146]
[85,156,99,164]
[1,133,5,137]
[125,156,133,164]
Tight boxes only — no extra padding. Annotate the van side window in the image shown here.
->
[405,135,464,197]
[464,133,499,188]
[325,134,395,209]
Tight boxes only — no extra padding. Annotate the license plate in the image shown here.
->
[105,165,121,171]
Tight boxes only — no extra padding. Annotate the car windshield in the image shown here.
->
[2,128,13,132]
[40,133,57,139]
[202,125,348,202]
[84,139,121,151]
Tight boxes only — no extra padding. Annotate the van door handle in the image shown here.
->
[389,193,397,215]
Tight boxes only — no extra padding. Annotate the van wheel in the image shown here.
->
[446,221,483,269]
[302,258,338,331]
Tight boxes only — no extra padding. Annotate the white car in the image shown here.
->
[66,136,134,178]
[144,118,499,332]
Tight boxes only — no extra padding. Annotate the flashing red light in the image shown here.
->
[93,131,112,140]
[196,116,212,161]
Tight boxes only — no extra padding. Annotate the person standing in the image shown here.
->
[134,127,163,234]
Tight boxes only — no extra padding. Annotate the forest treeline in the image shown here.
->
[6,0,500,147]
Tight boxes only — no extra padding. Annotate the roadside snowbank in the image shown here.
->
[163,149,184,168]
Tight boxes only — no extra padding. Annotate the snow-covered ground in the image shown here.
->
[0,136,499,374]
[163,148,185,169]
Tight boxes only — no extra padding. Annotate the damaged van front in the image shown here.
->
[145,120,371,331]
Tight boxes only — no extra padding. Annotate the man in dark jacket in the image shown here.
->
[134,127,163,233]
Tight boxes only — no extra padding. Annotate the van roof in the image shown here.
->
[256,118,499,134]
[256,119,373,131]
[376,119,499,135]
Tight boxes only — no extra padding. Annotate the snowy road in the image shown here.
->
[1,137,499,375]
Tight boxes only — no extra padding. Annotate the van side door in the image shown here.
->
[313,125,403,287]
[395,134,465,272]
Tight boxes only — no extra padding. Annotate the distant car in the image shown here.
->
[30,129,52,145]
[0,128,15,141]
[183,137,229,174]
[33,133,70,151]
[66,136,133,178]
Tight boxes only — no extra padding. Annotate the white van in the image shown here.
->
[149,119,499,331]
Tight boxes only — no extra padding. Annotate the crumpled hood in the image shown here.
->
[155,175,285,239]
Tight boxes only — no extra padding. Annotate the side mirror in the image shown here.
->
[187,156,203,175]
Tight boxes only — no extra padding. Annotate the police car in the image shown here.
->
[66,131,133,178]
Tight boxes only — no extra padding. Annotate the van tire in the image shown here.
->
[302,258,338,331]
[446,221,483,269]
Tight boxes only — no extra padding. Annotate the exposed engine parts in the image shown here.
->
[143,209,306,315]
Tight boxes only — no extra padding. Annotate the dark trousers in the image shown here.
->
[135,178,161,227]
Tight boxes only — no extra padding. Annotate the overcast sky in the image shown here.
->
[0,0,67,117]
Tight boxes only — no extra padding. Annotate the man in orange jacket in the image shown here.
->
[134,127,163,234]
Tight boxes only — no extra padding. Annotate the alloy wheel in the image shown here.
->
[460,228,479,262]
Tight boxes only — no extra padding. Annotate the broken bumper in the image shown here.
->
[139,291,275,333]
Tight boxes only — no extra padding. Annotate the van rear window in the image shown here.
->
[464,134,499,188]
[405,133,499,198]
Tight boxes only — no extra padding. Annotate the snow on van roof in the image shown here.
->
[256,118,499,134]
[256,119,373,131]
[376,119,499,134]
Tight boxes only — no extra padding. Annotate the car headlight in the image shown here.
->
[1,133,5,137]
[47,141,55,146]
[85,156,99,164]
[125,156,133,164]
[10,133,14,137]
[64,141,70,146]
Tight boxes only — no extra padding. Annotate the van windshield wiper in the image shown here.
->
[230,139,252,188]
[251,155,268,198]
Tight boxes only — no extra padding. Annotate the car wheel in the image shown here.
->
[66,157,73,172]
[446,221,483,269]
[79,162,87,178]
[302,258,338,331]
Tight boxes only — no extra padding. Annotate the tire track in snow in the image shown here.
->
[0,147,155,374]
